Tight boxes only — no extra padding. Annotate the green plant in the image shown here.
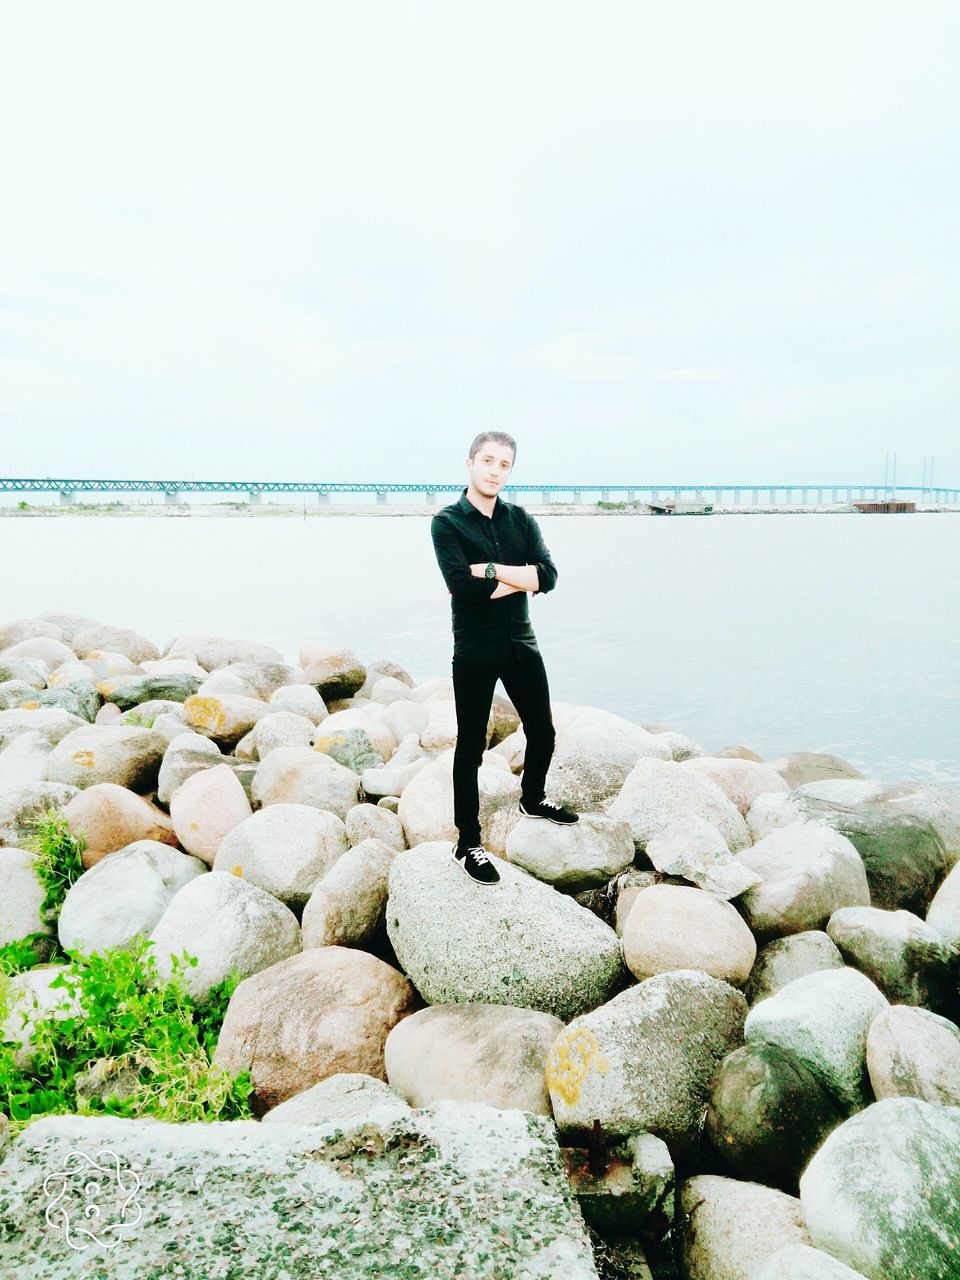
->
[17,499,29,511]
[22,807,86,925]
[122,710,157,728]
[0,935,252,1137]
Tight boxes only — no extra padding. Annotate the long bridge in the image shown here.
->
[1,478,958,506]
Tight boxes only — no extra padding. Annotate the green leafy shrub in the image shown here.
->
[121,710,157,728]
[22,807,86,925]
[0,935,253,1138]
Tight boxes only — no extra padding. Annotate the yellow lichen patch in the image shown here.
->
[313,733,346,755]
[18,700,40,709]
[71,750,97,769]
[546,1027,610,1107]
[231,865,243,877]
[184,696,228,733]
[96,679,119,697]
[190,821,199,830]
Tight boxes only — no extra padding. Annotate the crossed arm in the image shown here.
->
[468,562,539,595]
[430,513,557,602]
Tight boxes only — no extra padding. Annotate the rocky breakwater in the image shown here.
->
[0,609,957,1279]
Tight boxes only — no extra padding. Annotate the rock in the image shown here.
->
[387,841,624,1021]
[0,848,50,944]
[301,838,395,949]
[547,970,746,1158]
[368,674,419,705]
[384,1003,564,1113]
[213,803,349,907]
[148,870,301,998]
[250,710,316,758]
[824,803,948,916]
[0,679,39,710]
[251,745,360,818]
[927,861,960,949]
[504,812,634,891]
[361,738,430,799]
[261,1071,411,1125]
[680,756,790,814]
[397,749,520,854]
[736,824,870,942]
[705,1042,846,1191]
[0,706,87,751]
[61,783,178,867]
[746,790,807,841]
[0,617,64,650]
[0,656,49,688]
[650,730,705,762]
[645,816,761,898]
[169,762,253,865]
[182,693,272,747]
[0,964,85,1068]
[44,724,167,791]
[156,730,223,804]
[607,758,751,854]
[80,650,145,680]
[800,1097,960,1280]
[887,784,960,870]
[537,706,672,811]
[744,931,846,1006]
[564,1130,674,1240]
[0,636,77,670]
[162,631,285,670]
[795,778,902,809]
[679,1174,811,1280]
[754,1244,870,1280]
[768,752,864,788]
[58,841,206,956]
[612,870,660,935]
[213,946,418,1112]
[866,1004,960,1105]
[344,802,405,851]
[0,1104,598,1278]
[312,707,396,773]
[95,672,203,709]
[0,781,79,846]
[622,884,757,986]
[213,661,301,701]
[72,624,159,664]
[268,681,329,723]
[0,730,53,789]
[826,906,960,1014]
[117,699,184,728]
[358,658,416,697]
[27,680,101,722]
[745,967,889,1111]
[714,745,764,762]
[300,645,367,700]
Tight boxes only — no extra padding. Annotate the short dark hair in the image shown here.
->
[468,432,517,465]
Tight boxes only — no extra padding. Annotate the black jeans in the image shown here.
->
[451,649,557,848]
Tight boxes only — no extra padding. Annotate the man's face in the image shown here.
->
[468,443,514,496]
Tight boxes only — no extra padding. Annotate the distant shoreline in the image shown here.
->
[1,502,958,518]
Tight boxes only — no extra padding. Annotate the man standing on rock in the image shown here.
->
[430,431,579,886]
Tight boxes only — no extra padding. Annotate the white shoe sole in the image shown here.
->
[519,805,579,825]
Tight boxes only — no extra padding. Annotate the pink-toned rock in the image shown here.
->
[169,762,253,865]
[213,946,419,1113]
[1,637,77,670]
[182,693,272,746]
[680,756,789,815]
[62,783,179,867]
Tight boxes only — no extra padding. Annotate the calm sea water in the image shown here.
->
[2,512,958,785]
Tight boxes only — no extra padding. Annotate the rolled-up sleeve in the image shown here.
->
[526,513,558,595]
[431,515,499,602]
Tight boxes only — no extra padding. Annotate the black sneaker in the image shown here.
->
[519,797,580,825]
[452,841,501,885]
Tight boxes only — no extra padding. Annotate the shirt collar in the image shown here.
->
[458,486,499,519]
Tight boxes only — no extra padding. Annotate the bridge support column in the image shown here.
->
[540,491,550,504]
[248,491,262,506]
[768,488,776,503]
[601,490,610,502]
[318,492,330,505]
[573,490,582,504]
[60,490,75,506]
[377,491,388,505]
[752,489,759,504]
[165,490,181,506]
[714,489,722,505]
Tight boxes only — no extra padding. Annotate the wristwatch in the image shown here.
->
[485,562,497,579]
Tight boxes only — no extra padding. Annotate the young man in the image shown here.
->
[430,432,579,885]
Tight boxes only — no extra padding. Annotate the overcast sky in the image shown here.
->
[1,1,958,491]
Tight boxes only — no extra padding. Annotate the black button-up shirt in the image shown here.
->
[431,486,558,662]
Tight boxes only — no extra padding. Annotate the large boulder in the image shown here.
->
[301,837,395,949]
[182,693,272,747]
[800,1097,960,1280]
[250,710,316,759]
[0,1104,598,1278]
[299,645,367,700]
[744,931,846,1006]
[621,884,757,986]
[261,1072,410,1126]
[58,841,206,956]
[826,906,960,1015]
[744,967,889,1111]
[754,1245,871,1279]
[607,757,751,854]
[0,964,85,1068]
[148,870,301,997]
[168,762,253,865]
[705,1041,846,1190]
[680,756,789,815]
[312,707,395,773]
[384,1003,564,1114]
[927,861,960,949]
[93,671,203,710]
[0,707,86,751]
[0,848,50,944]
[546,970,746,1158]
[162,632,285,670]
[250,745,360,818]
[679,1174,811,1279]
[504,811,634,891]
[44,724,167,791]
[866,1004,960,1106]
[538,705,672,811]
[61,783,178,867]
[155,731,222,804]
[213,946,418,1112]
[396,750,521,854]
[72,624,159,664]
[386,841,624,1021]
[644,816,761,899]
[821,803,948,916]
[213,804,349,908]
[887,784,960,870]
[0,781,79,846]
[736,824,870,942]
[767,752,863,789]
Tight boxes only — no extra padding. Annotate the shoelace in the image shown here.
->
[467,845,491,865]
